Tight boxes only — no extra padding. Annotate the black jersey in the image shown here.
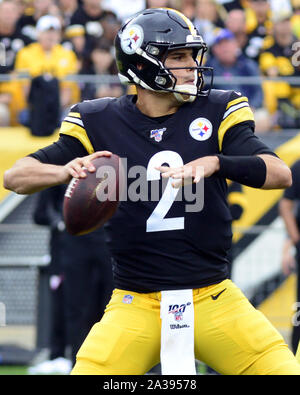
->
[33,90,275,292]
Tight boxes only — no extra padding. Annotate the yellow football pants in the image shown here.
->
[71,279,300,375]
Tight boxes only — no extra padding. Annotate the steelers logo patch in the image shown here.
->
[121,24,144,55]
[189,118,213,141]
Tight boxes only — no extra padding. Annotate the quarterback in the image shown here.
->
[4,8,300,375]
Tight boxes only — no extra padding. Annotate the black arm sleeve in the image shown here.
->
[221,121,278,157]
[217,121,278,188]
[28,134,89,165]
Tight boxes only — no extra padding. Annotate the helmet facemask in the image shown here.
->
[156,45,207,103]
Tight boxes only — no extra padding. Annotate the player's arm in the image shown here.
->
[4,156,70,195]
[3,136,112,195]
[217,120,291,189]
[158,92,290,189]
[4,104,112,194]
[215,95,291,190]
[257,153,292,190]
[158,122,291,189]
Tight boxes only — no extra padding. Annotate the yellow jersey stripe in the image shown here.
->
[64,116,84,128]
[223,102,249,121]
[218,106,254,151]
[60,121,94,154]
[68,112,81,118]
[226,96,248,110]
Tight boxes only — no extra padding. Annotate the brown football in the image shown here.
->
[63,154,124,235]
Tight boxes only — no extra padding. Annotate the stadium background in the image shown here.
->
[0,0,300,374]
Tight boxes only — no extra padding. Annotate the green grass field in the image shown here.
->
[0,366,28,375]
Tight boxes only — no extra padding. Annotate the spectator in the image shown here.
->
[259,10,300,129]
[181,0,196,19]
[29,185,114,373]
[216,0,243,12]
[206,29,262,108]
[102,0,145,23]
[193,0,225,46]
[0,0,32,126]
[57,0,79,28]
[63,24,95,69]
[80,41,123,101]
[225,8,258,60]
[205,28,270,132]
[291,0,300,38]
[244,0,272,61]
[14,15,80,130]
[16,0,57,41]
[70,0,116,39]
[100,12,122,48]
[146,0,171,7]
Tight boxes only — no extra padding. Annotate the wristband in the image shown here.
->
[216,155,266,188]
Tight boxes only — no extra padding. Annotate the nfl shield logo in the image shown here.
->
[150,128,166,142]
[122,294,133,304]
[174,311,183,321]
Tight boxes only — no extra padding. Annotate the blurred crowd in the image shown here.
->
[0,0,299,132]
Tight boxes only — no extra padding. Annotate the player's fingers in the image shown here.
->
[169,172,184,179]
[159,167,184,178]
[193,165,204,183]
[155,165,170,174]
[81,159,95,172]
[193,173,201,183]
[70,160,87,178]
[83,151,112,172]
[68,167,80,179]
[92,151,112,158]
[171,179,183,188]
[167,167,192,180]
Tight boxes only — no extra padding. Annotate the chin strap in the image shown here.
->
[173,84,197,103]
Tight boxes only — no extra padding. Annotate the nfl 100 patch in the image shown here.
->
[122,294,134,304]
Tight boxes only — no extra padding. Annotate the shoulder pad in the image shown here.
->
[208,89,246,105]
[78,97,116,114]
[208,89,234,104]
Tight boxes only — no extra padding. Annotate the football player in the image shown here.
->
[4,8,300,375]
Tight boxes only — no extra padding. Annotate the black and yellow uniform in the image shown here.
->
[32,90,263,292]
[30,90,300,374]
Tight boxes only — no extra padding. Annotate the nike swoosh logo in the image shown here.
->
[211,288,227,300]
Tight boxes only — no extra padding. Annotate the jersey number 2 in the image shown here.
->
[146,151,184,233]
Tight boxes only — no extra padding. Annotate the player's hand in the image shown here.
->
[156,156,220,188]
[62,151,112,181]
[282,248,296,276]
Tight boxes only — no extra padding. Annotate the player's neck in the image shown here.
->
[135,88,181,117]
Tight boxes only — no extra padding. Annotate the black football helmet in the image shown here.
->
[114,8,213,102]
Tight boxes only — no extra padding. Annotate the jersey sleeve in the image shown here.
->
[28,134,89,165]
[59,104,95,155]
[218,92,255,152]
[221,121,276,157]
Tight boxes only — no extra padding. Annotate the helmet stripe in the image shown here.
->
[165,8,196,36]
